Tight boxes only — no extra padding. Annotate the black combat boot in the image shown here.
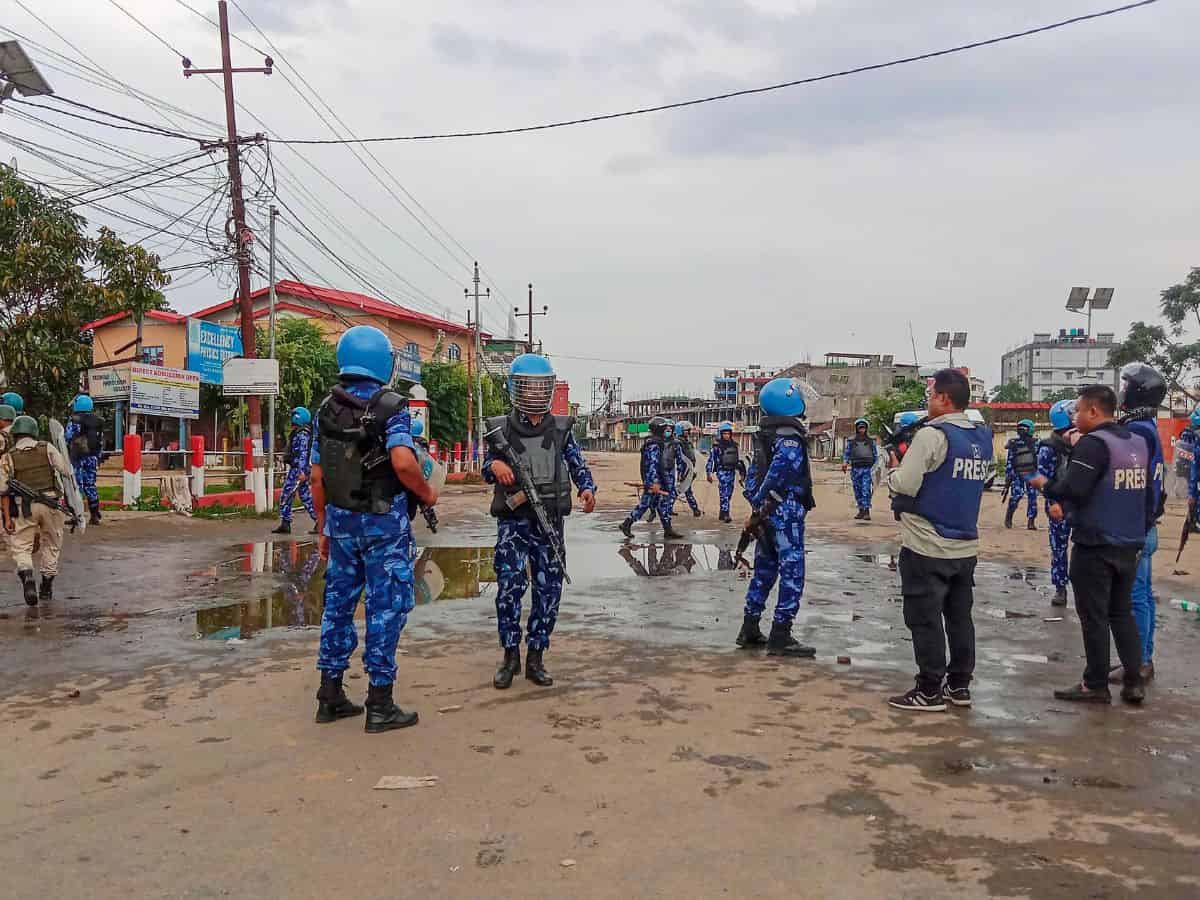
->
[38,576,53,602]
[693,507,703,517]
[766,622,816,658]
[314,674,363,723]
[854,509,865,520]
[1027,519,1038,531]
[1004,507,1014,529]
[735,615,767,648]
[271,521,291,535]
[88,500,102,526]
[619,518,634,538]
[493,647,521,690]
[1052,586,1068,607]
[862,509,871,521]
[364,683,418,733]
[525,648,553,686]
[18,570,37,606]
[663,526,684,540]
[719,512,732,523]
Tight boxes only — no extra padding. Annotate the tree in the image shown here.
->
[1108,269,1200,403]
[1042,387,1077,404]
[419,360,507,447]
[990,381,1031,403]
[0,165,169,414]
[863,379,928,436]
[253,318,339,443]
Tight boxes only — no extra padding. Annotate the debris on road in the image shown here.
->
[836,656,851,665]
[373,775,439,791]
[438,705,463,714]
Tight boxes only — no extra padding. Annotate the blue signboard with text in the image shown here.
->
[187,318,244,385]
[394,345,422,384]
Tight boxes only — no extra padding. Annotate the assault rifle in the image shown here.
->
[880,417,927,463]
[734,490,782,570]
[484,424,571,585]
[6,478,81,533]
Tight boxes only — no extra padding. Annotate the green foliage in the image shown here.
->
[863,379,927,435]
[419,360,507,446]
[0,166,169,414]
[990,381,1031,403]
[1042,387,1077,404]
[253,318,339,442]
[1108,269,1200,403]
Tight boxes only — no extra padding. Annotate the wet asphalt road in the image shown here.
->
[2,510,1198,805]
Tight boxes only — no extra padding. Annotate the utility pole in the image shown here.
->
[471,263,487,447]
[267,204,277,505]
[514,282,548,355]
[183,0,272,439]
[465,301,474,453]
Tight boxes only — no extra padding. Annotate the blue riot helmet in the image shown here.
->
[759,377,806,418]
[291,407,312,427]
[73,394,94,413]
[1190,406,1200,430]
[1016,418,1034,435]
[1048,400,1074,432]
[336,325,395,384]
[675,422,690,437]
[410,418,424,438]
[1,391,23,413]
[718,421,733,437]
[897,411,922,429]
[508,353,556,415]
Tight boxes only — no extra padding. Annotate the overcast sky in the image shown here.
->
[6,0,1195,404]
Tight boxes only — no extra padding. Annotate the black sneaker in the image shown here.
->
[888,687,946,712]
[942,685,972,708]
[1053,683,1111,704]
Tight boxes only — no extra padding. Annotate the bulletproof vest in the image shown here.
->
[1125,418,1165,526]
[641,435,666,484]
[487,411,573,517]
[717,440,739,469]
[1071,426,1149,547]
[284,425,311,466]
[1177,430,1196,475]
[753,416,814,507]
[678,439,696,465]
[661,437,678,473]
[316,384,407,515]
[1038,433,1071,479]
[895,423,993,540]
[10,441,56,493]
[847,436,875,467]
[69,412,102,458]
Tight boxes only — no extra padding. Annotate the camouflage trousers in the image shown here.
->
[494,516,565,650]
[850,467,874,511]
[1007,479,1037,520]
[744,498,807,626]
[73,454,99,504]
[278,465,315,523]
[1048,518,1071,589]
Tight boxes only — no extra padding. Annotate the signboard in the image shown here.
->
[86,365,131,401]
[222,357,280,396]
[129,363,200,419]
[187,318,244,384]
[394,345,422,384]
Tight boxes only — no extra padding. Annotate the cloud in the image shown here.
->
[230,0,346,35]
[430,24,570,73]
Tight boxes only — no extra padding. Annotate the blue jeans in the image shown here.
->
[1130,526,1157,664]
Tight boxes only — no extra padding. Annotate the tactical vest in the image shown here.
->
[284,425,312,466]
[69,412,102,459]
[641,435,671,485]
[1125,418,1165,526]
[1176,430,1196,476]
[678,439,696,465]
[716,440,739,470]
[753,416,815,507]
[847,436,875,467]
[1038,433,1071,480]
[487,411,573,518]
[10,441,57,493]
[661,437,677,473]
[895,423,993,540]
[316,384,407,515]
[1071,426,1149,547]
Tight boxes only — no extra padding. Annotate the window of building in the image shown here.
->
[404,341,419,358]
[447,343,461,361]
[1041,371,1054,380]
[141,346,164,366]
[1064,371,1073,380]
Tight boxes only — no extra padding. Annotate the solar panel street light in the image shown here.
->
[1064,287,1114,369]
[1065,287,1090,310]
[1090,287,1114,309]
[951,332,968,348]
[934,332,951,350]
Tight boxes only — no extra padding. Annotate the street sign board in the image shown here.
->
[129,363,200,419]
[187,318,244,384]
[86,365,131,401]
[222,357,280,396]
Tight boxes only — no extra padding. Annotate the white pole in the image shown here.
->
[267,205,277,509]
[474,263,484,464]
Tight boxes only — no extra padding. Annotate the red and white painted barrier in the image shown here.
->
[243,438,267,513]
[453,442,462,473]
[190,435,205,496]
[123,434,142,505]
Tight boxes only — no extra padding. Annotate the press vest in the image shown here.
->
[1125,418,1165,526]
[895,423,993,541]
[847,436,875,467]
[753,416,815,507]
[1071,426,1150,547]
[316,383,407,515]
[10,441,57,493]
[716,440,739,470]
[487,412,574,518]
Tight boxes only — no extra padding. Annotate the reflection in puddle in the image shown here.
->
[617,543,733,577]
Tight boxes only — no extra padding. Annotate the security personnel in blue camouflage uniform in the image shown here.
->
[1115,363,1167,683]
[707,421,740,523]
[1038,399,1076,607]
[673,422,702,517]
[1004,419,1038,530]
[1031,384,1148,705]
[842,418,878,520]
[737,377,817,658]
[310,325,439,733]
[1189,407,1200,524]
[483,353,596,690]
[620,416,681,539]
[272,407,316,535]
[65,394,103,526]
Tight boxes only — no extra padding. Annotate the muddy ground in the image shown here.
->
[2,451,1198,899]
